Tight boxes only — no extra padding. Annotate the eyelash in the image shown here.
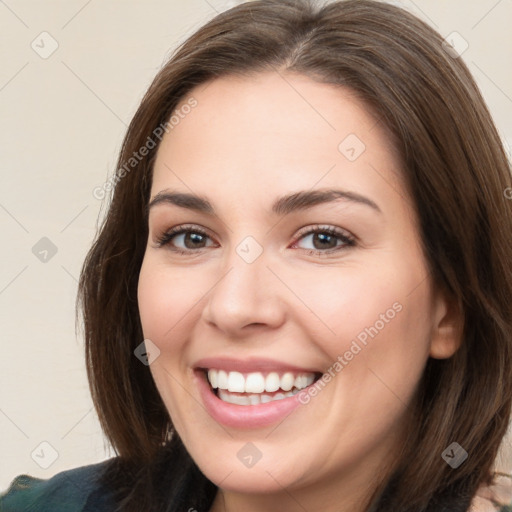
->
[155,224,356,256]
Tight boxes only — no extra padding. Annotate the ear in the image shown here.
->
[429,286,464,360]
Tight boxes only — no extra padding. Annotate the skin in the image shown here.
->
[137,71,462,512]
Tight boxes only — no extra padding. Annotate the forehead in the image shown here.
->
[151,71,407,215]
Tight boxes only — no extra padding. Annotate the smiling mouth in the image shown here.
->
[201,368,322,406]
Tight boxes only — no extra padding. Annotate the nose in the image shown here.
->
[201,244,286,337]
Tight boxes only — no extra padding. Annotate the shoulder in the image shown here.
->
[0,459,116,512]
[470,474,512,512]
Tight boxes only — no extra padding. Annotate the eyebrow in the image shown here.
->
[147,188,382,216]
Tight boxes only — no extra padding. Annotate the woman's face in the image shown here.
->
[137,72,459,507]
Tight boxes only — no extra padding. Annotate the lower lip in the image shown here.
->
[195,370,304,429]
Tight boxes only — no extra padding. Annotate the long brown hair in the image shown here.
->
[77,0,512,510]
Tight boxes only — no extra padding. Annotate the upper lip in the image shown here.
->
[194,357,322,375]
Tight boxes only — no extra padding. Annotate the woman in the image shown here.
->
[2,0,511,510]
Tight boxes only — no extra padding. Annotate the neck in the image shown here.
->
[208,451,395,512]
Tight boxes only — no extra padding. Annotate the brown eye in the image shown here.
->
[181,232,208,249]
[311,232,338,250]
[156,226,216,252]
[293,226,356,254]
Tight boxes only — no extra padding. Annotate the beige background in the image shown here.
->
[1,0,511,490]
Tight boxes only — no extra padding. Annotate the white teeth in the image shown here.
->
[280,372,295,391]
[207,369,316,394]
[231,394,249,406]
[249,394,260,405]
[265,372,280,392]
[217,370,228,389]
[217,388,300,405]
[302,374,315,388]
[227,371,245,393]
[207,369,217,389]
[245,372,265,393]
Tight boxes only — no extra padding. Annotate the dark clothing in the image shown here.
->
[1,459,511,511]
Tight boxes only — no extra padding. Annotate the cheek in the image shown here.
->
[137,256,206,429]
[289,257,433,386]
[286,260,419,340]
[137,255,205,348]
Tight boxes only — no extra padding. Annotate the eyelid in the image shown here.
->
[154,223,356,254]
[289,224,356,254]
[291,224,355,244]
[154,223,215,249]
